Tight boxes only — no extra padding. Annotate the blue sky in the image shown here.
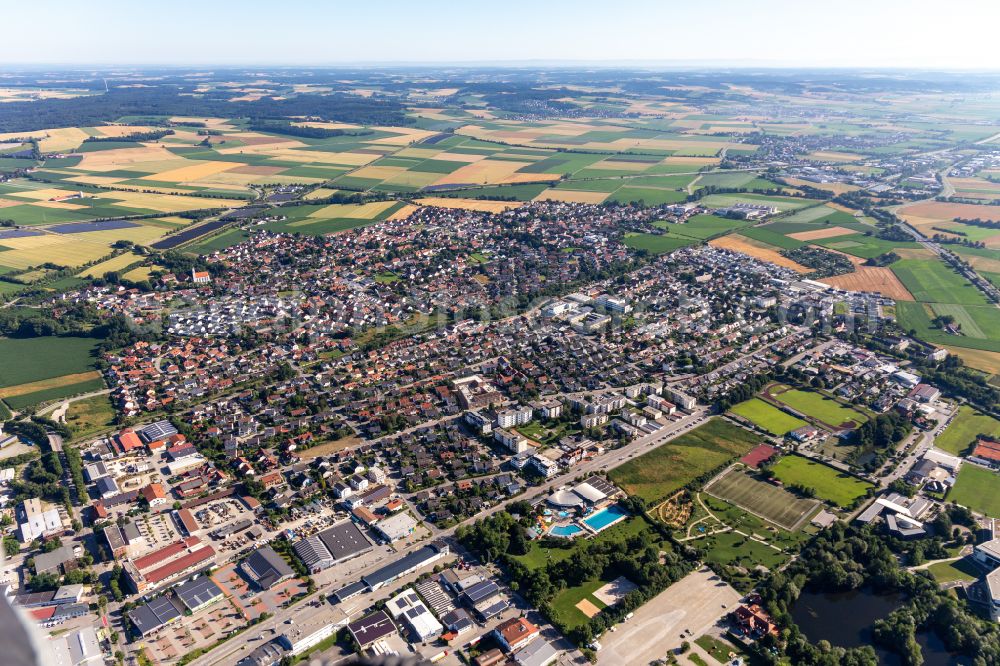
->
[2,0,997,68]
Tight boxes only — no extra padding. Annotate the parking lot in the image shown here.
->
[211,562,308,622]
[143,598,245,664]
[597,567,739,666]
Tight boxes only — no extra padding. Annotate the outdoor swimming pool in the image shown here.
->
[582,504,629,532]
[549,524,584,538]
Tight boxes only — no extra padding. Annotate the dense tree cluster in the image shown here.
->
[457,510,692,645]
[757,523,1000,666]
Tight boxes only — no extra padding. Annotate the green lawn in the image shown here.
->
[654,214,752,241]
[935,405,1000,455]
[948,464,1000,516]
[770,455,873,508]
[729,398,808,435]
[549,578,609,630]
[610,418,760,505]
[926,558,980,584]
[768,386,867,429]
[896,301,1000,353]
[700,529,788,570]
[0,336,102,388]
[64,393,116,442]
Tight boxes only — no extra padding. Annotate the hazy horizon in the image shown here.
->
[3,0,998,69]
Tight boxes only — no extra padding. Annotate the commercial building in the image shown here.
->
[347,610,397,651]
[18,498,62,542]
[174,576,225,613]
[361,541,450,591]
[375,512,417,542]
[48,626,102,666]
[241,545,295,590]
[513,638,558,666]
[293,520,372,573]
[128,595,183,637]
[124,536,216,593]
[386,589,443,642]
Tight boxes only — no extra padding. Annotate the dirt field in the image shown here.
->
[576,599,601,618]
[709,234,810,273]
[414,197,524,212]
[535,188,609,204]
[386,204,420,221]
[597,567,740,666]
[787,225,857,241]
[783,177,860,195]
[820,266,914,300]
[901,201,1000,225]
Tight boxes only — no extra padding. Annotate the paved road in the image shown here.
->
[187,407,711,666]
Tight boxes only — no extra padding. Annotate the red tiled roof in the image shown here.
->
[133,536,201,572]
[144,545,215,584]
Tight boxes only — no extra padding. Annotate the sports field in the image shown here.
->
[609,418,760,505]
[769,455,873,508]
[936,405,1000,455]
[729,398,808,435]
[948,464,1000,517]
[766,384,867,429]
[704,468,819,530]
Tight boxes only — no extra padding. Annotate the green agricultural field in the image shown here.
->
[892,258,990,306]
[948,464,1000,516]
[813,233,921,259]
[770,455,873,508]
[607,187,687,205]
[896,301,1000,352]
[610,418,760,505]
[739,226,804,250]
[3,377,106,411]
[705,468,819,530]
[0,336,102,388]
[729,398,808,435]
[935,405,1000,455]
[654,214,752,240]
[767,385,867,429]
[623,232,696,254]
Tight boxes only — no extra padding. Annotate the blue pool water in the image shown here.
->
[550,524,584,538]
[557,511,570,518]
[582,504,629,532]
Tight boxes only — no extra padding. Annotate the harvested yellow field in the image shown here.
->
[828,202,862,214]
[805,151,862,163]
[783,177,860,195]
[77,144,183,171]
[78,252,143,278]
[0,199,21,209]
[941,347,1000,375]
[215,139,305,155]
[535,188,609,204]
[51,223,170,247]
[415,197,523,213]
[592,159,652,172]
[381,171,440,188]
[660,156,719,168]
[92,125,161,138]
[349,165,407,181]
[0,371,103,400]
[960,254,1000,274]
[387,204,420,221]
[304,188,342,200]
[901,201,1000,226]
[433,160,532,186]
[5,187,83,201]
[394,148,441,159]
[820,267,914,301]
[0,234,109,270]
[787,226,857,241]
[433,152,486,163]
[308,200,397,219]
[151,160,239,182]
[710,234,809,273]
[370,128,440,145]
[66,175,127,186]
[34,200,86,210]
[108,191,243,213]
[122,266,155,282]
[950,178,1000,194]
